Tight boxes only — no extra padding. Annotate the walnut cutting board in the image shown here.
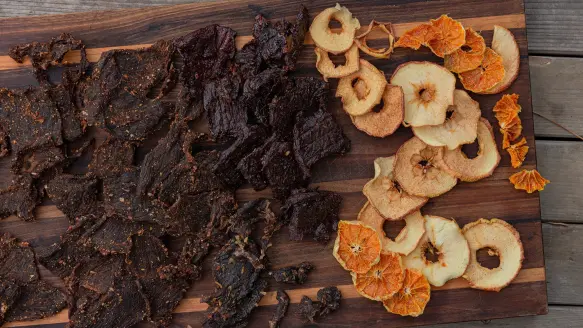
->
[0,0,547,327]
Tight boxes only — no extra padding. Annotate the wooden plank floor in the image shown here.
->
[1,0,582,327]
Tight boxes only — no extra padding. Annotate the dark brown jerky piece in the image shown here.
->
[158,236,208,281]
[269,262,314,285]
[0,234,38,284]
[68,277,150,328]
[88,138,134,178]
[0,176,40,221]
[0,127,9,158]
[261,141,307,200]
[297,286,341,323]
[281,189,342,242]
[213,125,267,188]
[236,6,309,75]
[203,76,247,141]
[46,174,102,222]
[70,254,125,295]
[8,33,85,83]
[293,108,350,175]
[48,70,87,142]
[82,216,161,254]
[0,280,21,324]
[237,142,269,191]
[0,88,63,156]
[269,289,290,328]
[240,68,286,125]
[11,145,65,177]
[3,281,67,322]
[298,295,319,323]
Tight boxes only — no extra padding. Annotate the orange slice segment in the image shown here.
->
[509,169,550,193]
[395,23,436,50]
[507,137,529,168]
[383,268,431,317]
[333,220,382,273]
[444,28,486,73]
[426,15,466,57]
[500,116,522,149]
[493,94,521,125]
[352,251,404,301]
[459,48,505,93]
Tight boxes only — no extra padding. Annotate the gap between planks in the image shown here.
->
[3,267,544,327]
[0,13,525,71]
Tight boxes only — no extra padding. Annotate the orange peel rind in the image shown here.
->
[462,218,524,291]
[315,44,360,81]
[383,268,431,317]
[358,203,426,256]
[442,118,501,182]
[355,20,396,59]
[507,137,529,168]
[336,59,387,116]
[444,28,486,73]
[459,48,505,94]
[309,3,361,54]
[351,85,404,137]
[493,94,521,125]
[404,215,470,287]
[352,251,405,301]
[333,220,382,274]
[509,169,550,193]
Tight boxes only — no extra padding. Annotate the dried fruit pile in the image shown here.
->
[311,4,541,317]
[0,6,350,327]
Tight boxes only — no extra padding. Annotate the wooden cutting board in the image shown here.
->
[0,0,547,327]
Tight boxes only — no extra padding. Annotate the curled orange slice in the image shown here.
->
[426,15,466,57]
[493,94,521,125]
[459,48,505,93]
[395,23,436,50]
[352,251,404,301]
[507,137,529,168]
[383,268,431,317]
[333,220,382,274]
[500,116,522,149]
[509,169,549,193]
[444,28,486,73]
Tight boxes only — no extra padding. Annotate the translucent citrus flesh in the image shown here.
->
[444,28,486,73]
[353,251,404,300]
[383,269,431,317]
[509,169,550,193]
[334,221,382,273]
[459,48,505,93]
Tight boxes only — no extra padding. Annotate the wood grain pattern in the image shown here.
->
[0,1,548,327]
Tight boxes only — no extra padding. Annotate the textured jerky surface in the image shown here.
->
[269,261,314,284]
[269,289,290,328]
[297,286,342,323]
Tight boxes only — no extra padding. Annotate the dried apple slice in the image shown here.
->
[484,26,520,94]
[459,48,505,94]
[412,89,481,150]
[444,28,486,73]
[363,156,428,220]
[442,118,501,182]
[358,203,426,256]
[315,44,359,81]
[393,137,458,198]
[404,215,470,287]
[390,61,456,127]
[309,3,361,54]
[336,59,387,116]
[355,20,395,59]
[462,219,524,291]
[351,85,404,137]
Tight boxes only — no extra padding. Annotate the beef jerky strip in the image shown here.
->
[0,176,41,221]
[297,286,341,323]
[87,137,135,178]
[269,262,314,284]
[46,174,102,223]
[269,289,290,328]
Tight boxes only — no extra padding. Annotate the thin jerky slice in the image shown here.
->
[240,68,287,125]
[237,142,270,190]
[3,281,67,322]
[269,289,290,328]
[0,176,40,221]
[293,108,350,175]
[281,189,342,242]
[88,138,134,178]
[83,215,161,254]
[46,174,102,222]
[0,280,21,324]
[297,286,342,323]
[69,254,125,295]
[261,141,308,200]
[0,234,38,284]
[269,262,314,284]
[203,76,247,141]
[11,145,65,177]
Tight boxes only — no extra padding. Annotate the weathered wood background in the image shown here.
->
[0,0,582,327]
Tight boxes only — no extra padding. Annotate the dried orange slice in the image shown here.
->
[507,137,529,168]
[484,26,521,94]
[336,59,387,116]
[309,3,361,54]
[351,84,404,138]
[493,94,521,125]
[444,28,486,73]
[509,169,550,193]
[462,219,524,291]
[352,251,404,301]
[333,220,382,274]
[315,44,360,81]
[459,48,505,93]
[426,15,466,57]
[358,203,426,256]
[355,20,395,59]
[395,23,436,50]
[383,268,431,317]
[500,116,522,149]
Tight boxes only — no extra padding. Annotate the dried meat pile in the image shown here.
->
[0,5,348,327]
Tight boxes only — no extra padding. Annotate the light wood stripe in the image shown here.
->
[0,13,525,72]
[3,267,544,327]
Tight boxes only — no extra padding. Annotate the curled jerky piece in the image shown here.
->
[462,219,524,291]
[333,220,381,274]
[404,215,470,287]
[509,169,550,193]
[358,204,426,256]
[363,156,428,220]
[442,118,501,182]
[390,61,456,127]
[484,26,521,94]
[355,21,395,59]
[444,28,486,73]
[351,251,404,301]
[336,59,387,116]
[507,137,529,168]
[315,44,359,81]
[351,84,404,137]
[413,89,481,150]
[309,3,361,54]
[459,48,505,93]
[394,137,458,198]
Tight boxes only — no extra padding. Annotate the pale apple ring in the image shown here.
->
[315,44,359,81]
[309,3,361,54]
[336,59,387,116]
